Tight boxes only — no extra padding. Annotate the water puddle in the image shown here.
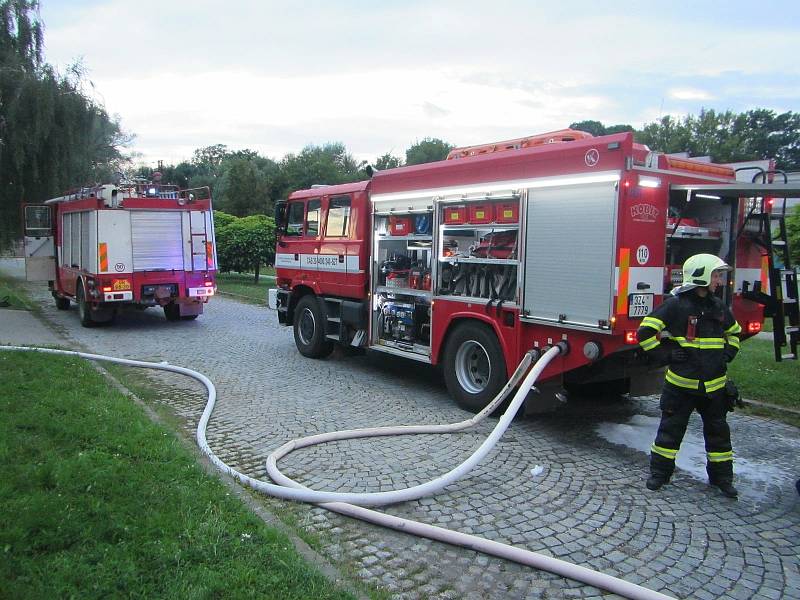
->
[595,414,796,501]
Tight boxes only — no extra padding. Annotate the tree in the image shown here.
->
[215,214,275,282]
[569,120,635,137]
[278,142,365,197]
[405,138,453,165]
[214,154,279,217]
[0,0,131,249]
[374,152,403,170]
[636,109,800,169]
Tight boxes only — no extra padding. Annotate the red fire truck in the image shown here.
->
[23,177,217,326]
[270,130,799,411]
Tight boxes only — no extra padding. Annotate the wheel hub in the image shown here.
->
[455,340,491,394]
[298,307,316,345]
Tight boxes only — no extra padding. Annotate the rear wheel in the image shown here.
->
[163,302,181,321]
[76,284,95,328]
[293,295,334,358]
[443,321,507,412]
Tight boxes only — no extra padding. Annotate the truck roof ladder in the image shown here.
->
[739,170,799,361]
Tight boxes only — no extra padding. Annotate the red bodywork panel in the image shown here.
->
[277,181,371,300]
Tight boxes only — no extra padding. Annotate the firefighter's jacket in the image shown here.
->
[637,290,741,395]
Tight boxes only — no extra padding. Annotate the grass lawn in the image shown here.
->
[216,271,275,305]
[728,337,800,427]
[0,350,354,600]
[0,272,35,310]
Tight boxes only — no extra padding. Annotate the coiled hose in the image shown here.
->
[0,344,673,600]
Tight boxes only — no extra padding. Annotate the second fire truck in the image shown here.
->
[271,130,799,412]
[23,176,217,326]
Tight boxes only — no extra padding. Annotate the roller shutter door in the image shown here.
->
[130,211,185,271]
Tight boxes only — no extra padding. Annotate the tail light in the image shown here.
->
[625,331,639,345]
[747,321,762,334]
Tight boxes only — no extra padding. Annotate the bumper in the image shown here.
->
[188,286,216,298]
[103,291,134,302]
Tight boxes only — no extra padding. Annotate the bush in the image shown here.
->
[215,213,275,281]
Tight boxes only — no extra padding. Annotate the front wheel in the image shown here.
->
[293,295,334,358]
[443,321,507,412]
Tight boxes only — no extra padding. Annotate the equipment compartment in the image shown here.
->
[372,211,434,356]
[437,210,519,304]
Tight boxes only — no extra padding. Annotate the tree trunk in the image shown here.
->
[254,263,260,283]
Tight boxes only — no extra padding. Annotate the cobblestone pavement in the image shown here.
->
[2,261,799,599]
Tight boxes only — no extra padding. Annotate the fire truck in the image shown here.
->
[22,177,217,326]
[270,130,800,412]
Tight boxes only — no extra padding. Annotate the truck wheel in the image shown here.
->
[55,295,70,310]
[443,321,507,412]
[76,284,95,328]
[163,302,181,321]
[293,295,334,358]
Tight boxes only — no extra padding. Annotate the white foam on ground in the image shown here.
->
[595,414,794,499]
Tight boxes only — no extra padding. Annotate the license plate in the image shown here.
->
[628,293,653,318]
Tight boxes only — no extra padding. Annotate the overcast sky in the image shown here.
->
[40,0,800,168]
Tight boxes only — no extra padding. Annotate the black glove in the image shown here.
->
[670,348,688,363]
[724,380,742,411]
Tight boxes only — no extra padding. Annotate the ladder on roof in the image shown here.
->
[738,169,799,361]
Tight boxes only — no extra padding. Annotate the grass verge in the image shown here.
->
[216,271,275,305]
[0,272,36,311]
[727,337,800,427]
[0,350,354,600]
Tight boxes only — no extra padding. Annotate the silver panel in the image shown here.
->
[80,212,91,270]
[522,182,618,328]
[130,211,185,271]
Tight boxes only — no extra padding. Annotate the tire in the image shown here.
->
[163,302,181,321]
[55,295,70,310]
[443,321,507,412]
[76,283,95,328]
[293,295,334,358]
[181,315,199,321]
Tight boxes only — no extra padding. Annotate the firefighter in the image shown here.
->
[637,253,742,498]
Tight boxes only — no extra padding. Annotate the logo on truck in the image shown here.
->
[630,203,659,223]
[584,148,600,167]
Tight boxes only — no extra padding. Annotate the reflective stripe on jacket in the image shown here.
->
[637,290,740,394]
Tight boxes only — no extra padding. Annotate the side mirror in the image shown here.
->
[274,201,287,246]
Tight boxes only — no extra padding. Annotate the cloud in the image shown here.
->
[669,88,714,101]
[40,1,800,166]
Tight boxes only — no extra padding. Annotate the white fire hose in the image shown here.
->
[1,344,673,600]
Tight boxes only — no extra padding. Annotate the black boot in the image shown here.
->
[712,481,738,498]
[647,453,674,491]
[707,460,737,498]
[646,474,668,491]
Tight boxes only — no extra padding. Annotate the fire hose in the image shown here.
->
[1,344,673,600]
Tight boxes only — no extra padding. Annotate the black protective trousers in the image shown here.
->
[650,385,734,484]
